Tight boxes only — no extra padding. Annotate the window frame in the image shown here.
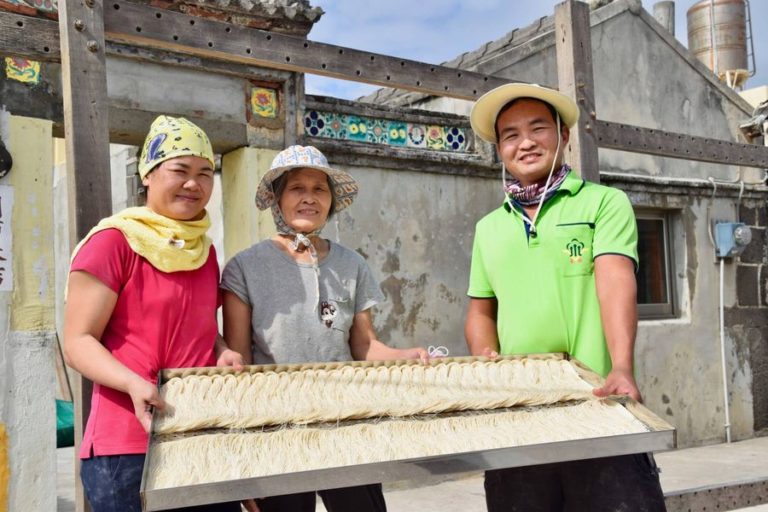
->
[634,209,677,320]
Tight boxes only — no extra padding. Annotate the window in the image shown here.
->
[635,211,675,319]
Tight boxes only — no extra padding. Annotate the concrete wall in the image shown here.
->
[614,180,762,446]
[0,114,57,511]
[331,166,499,351]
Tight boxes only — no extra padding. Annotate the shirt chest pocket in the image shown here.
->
[553,223,595,277]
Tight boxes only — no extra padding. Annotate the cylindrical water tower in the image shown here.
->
[687,0,750,89]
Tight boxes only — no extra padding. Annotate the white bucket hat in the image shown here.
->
[470,83,580,143]
[255,145,358,212]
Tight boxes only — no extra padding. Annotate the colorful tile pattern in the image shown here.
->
[250,87,278,118]
[3,0,57,12]
[24,0,58,12]
[4,57,41,85]
[304,110,469,152]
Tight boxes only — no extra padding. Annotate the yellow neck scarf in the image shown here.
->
[71,207,212,273]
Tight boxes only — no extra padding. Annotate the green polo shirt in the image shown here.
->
[467,171,638,377]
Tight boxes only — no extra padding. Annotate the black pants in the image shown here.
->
[257,483,387,512]
[485,454,666,512]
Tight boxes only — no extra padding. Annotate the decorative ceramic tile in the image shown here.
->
[250,87,278,118]
[388,123,408,146]
[346,116,367,142]
[444,126,468,151]
[4,57,40,85]
[325,114,346,139]
[304,109,325,136]
[426,125,445,150]
[367,119,388,144]
[303,110,470,153]
[24,0,58,12]
[406,124,426,147]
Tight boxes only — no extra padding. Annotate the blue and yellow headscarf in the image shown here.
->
[138,116,214,178]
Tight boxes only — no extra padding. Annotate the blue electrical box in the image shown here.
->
[714,222,752,258]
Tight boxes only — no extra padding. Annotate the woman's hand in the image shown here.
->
[216,348,245,370]
[126,375,165,433]
[214,333,246,370]
[399,346,430,365]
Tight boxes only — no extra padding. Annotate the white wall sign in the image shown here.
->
[0,185,13,291]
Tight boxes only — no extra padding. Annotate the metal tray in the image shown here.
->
[140,355,676,511]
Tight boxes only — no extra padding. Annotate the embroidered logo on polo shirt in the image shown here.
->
[563,238,590,264]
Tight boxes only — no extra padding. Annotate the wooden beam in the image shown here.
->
[58,0,112,510]
[595,120,768,168]
[101,0,513,101]
[0,11,60,61]
[555,0,600,182]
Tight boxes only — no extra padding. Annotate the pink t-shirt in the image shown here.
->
[71,228,219,457]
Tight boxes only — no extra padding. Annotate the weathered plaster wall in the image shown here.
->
[0,424,7,512]
[0,114,56,511]
[614,181,759,447]
[325,165,499,353]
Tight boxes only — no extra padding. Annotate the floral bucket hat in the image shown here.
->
[255,145,358,213]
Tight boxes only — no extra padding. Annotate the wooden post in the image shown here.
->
[283,73,303,148]
[58,0,112,510]
[555,0,600,183]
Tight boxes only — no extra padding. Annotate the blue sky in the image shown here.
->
[304,0,767,102]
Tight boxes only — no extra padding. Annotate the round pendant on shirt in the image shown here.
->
[168,238,186,249]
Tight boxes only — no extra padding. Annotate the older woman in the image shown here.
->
[64,116,242,512]
[222,145,428,512]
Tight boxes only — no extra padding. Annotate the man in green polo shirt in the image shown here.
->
[465,83,666,511]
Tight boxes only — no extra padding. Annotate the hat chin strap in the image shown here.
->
[272,204,322,312]
[271,204,326,238]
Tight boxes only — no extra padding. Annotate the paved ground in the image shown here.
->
[58,437,768,511]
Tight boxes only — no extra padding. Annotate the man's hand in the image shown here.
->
[465,297,500,357]
[126,375,165,433]
[216,348,245,371]
[593,367,642,402]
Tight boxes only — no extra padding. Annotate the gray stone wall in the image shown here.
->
[731,200,768,434]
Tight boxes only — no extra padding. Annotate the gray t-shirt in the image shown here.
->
[221,240,385,364]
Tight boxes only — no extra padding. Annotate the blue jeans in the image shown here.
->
[81,454,242,512]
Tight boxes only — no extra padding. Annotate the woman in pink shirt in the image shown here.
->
[64,116,242,512]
